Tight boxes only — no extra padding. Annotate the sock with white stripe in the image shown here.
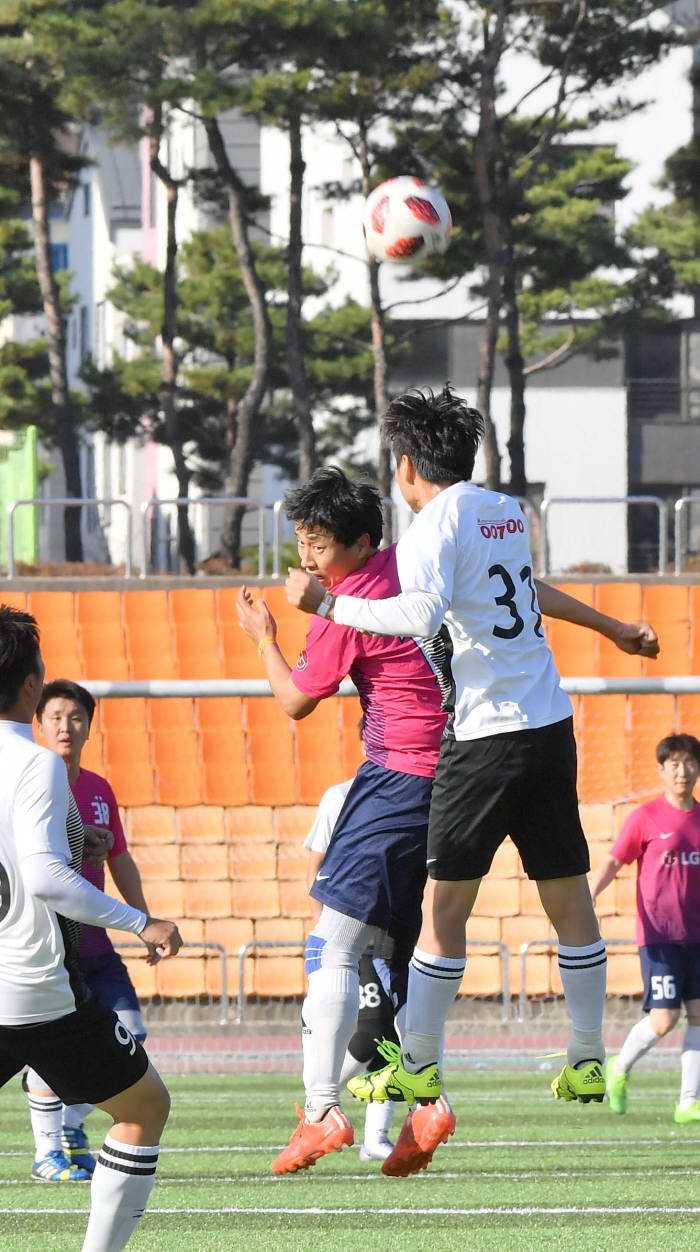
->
[27,1090,63,1160]
[615,1016,661,1074]
[679,1024,700,1108]
[402,948,466,1073]
[557,940,607,1067]
[80,1135,159,1252]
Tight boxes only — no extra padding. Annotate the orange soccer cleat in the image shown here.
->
[271,1103,354,1175]
[381,1096,456,1177]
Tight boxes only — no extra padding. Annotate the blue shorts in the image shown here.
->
[310,759,432,936]
[640,943,700,1011]
[81,950,146,1041]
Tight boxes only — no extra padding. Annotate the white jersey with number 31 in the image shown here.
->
[395,481,571,740]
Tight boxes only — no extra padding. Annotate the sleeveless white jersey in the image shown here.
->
[0,721,83,1024]
[335,481,571,741]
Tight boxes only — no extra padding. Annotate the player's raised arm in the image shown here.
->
[534,580,660,659]
[237,586,318,719]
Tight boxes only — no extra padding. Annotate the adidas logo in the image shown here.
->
[582,1065,603,1085]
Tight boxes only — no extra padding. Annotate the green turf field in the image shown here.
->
[0,1069,697,1252]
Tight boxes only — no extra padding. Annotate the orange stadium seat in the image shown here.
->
[245,699,297,805]
[125,805,176,846]
[79,624,130,680]
[231,879,281,919]
[173,619,224,679]
[126,627,179,681]
[147,697,195,733]
[100,697,148,734]
[643,584,690,624]
[595,583,645,679]
[1,591,28,612]
[152,730,202,807]
[220,621,258,677]
[122,589,170,632]
[215,586,242,625]
[177,806,225,844]
[295,703,345,803]
[547,617,598,678]
[676,694,700,738]
[38,629,83,681]
[157,957,207,999]
[103,753,155,808]
[169,588,217,625]
[80,729,106,775]
[576,694,628,805]
[75,590,122,628]
[254,955,305,997]
[626,694,676,797]
[200,730,249,806]
[28,591,75,632]
[195,696,244,733]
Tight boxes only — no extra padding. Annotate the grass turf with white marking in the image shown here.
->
[0,1071,697,1251]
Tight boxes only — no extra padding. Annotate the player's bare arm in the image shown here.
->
[534,580,660,658]
[237,586,319,720]
[588,855,622,905]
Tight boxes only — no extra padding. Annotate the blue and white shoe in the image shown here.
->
[32,1149,91,1183]
[62,1124,97,1174]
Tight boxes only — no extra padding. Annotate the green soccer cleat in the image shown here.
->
[605,1057,628,1114]
[347,1038,442,1105]
[674,1100,700,1124]
[551,1059,605,1104]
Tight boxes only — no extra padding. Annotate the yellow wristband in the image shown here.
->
[257,635,275,656]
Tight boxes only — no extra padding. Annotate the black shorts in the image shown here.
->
[427,716,590,882]
[0,997,149,1105]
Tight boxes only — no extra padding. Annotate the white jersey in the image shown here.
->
[304,779,354,855]
[334,481,571,741]
[0,721,145,1026]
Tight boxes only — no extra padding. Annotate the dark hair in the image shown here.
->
[284,466,383,549]
[656,733,700,766]
[36,678,96,728]
[382,383,485,484]
[0,605,41,713]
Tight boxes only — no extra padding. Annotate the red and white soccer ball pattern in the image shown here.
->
[362,176,452,264]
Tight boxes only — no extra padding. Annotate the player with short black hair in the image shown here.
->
[591,732,700,1123]
[286,384,660,1175]
[0,605,182,1250]
[284,466,384,550]
[25,677,154,1183]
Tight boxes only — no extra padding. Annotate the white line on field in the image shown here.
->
[2,1168,699,1187]
[2,1206,700,1217]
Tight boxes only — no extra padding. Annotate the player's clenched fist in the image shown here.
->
[286,567,326,614]
[139,917,183,959]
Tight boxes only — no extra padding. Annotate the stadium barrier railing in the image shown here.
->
[114,939,230,1024]
[7,497,135,578]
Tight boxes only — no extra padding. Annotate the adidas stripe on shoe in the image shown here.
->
[551,1059,605,1104]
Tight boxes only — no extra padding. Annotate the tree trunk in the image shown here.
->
[287,112,316,483]
[29,155,83,561]
[204,115,273,567]
[501,222,527,498]
[152,140,197,574]
[359,130,393,524]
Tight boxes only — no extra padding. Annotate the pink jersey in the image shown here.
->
[291,546,446,778]
[611,795,700,945]
[71,767,128,957]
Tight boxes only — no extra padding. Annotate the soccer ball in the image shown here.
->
[362,176,452,265]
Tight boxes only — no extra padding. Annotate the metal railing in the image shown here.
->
[540,495,669,576]
[674,494,700,575]
[7,497,134,578]
[140,496,265,578]
[518,938,637,1021]
[114,940,230,1025]
[76,677,700,700]
[235,938,511,1023]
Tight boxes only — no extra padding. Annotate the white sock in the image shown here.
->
[557,941,607,1066]
[615,1016,661,1075]
[679,1024,700,1108]
[27,1091,63,1159]
[63,1103,94,1130]
[302,965,360,1122]
[81,1135,159,1252]
[363,1099,394,1145]
[402,948,465,1073]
